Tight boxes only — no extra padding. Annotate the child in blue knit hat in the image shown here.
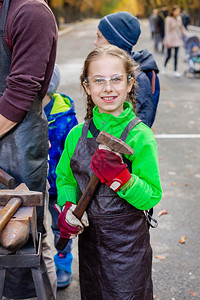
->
[97,11,141,54]
[94,11,160,127]
[43,64,78,289]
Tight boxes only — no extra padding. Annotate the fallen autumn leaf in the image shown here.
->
[190,291,197,296]
[154,255,166,260]
[158,209,168,217]
[179,236,186,244]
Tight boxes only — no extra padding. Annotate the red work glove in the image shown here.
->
[57,202,89,239]
[90,147,132,192]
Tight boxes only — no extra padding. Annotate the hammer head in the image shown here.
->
[96,131,134,155]
[0,189,43,207]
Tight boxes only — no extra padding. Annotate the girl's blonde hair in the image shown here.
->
[80,44,138,119]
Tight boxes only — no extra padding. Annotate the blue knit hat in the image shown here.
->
[47,64,61,97]
[98,12,141,54]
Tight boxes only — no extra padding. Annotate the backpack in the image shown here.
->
[143,70,160,127]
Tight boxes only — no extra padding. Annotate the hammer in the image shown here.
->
[56,130,134,251]
[0,168,16,189]
[0,185,43,232]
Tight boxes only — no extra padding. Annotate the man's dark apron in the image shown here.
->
[71,119,153,300]
[0,0,48,297]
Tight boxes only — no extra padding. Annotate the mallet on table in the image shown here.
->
[56,130,134,251]
[0,187,43,232]
[0,175,43,251]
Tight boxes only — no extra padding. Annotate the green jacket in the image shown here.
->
[56,102,162,210]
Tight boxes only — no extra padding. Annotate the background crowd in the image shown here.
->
[149,6,200,78]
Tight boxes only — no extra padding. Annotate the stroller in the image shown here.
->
[183,34,200,78]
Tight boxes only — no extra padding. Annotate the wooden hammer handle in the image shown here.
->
[73,174,100,219]
[0,168,16,189]
[56,174,100,251]
[0,197,22,231]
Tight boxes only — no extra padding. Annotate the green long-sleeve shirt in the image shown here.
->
[56,102,162,210]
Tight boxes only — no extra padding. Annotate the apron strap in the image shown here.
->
[82,119,91,138]
[119,117,157,230]
[0,0,10,31]
[120,117,141,141]
[89,118,100,138]
[118,117,141,173]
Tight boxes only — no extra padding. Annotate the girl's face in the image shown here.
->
[83,55,134,117]
[94,29,110,47]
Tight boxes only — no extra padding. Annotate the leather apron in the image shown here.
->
[71,119,153,300]
[0,0,48,297]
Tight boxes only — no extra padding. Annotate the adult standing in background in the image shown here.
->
[157,7,168,53]
[162,5,188,77]
[181,9,190,29]
[0,0,57,298]
[149,9,157,39]
[153,8,162,52]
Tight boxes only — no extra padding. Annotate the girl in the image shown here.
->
[56,44,162,300]
[163,5,188,77]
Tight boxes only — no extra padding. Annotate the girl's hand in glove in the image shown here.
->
[90,148,133,192]
[56,201,89,239]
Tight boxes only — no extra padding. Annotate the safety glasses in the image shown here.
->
[84,74,132,92]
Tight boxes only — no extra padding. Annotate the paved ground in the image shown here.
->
[47,19,200,300]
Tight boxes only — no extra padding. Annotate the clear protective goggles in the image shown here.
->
[84,73,132,92]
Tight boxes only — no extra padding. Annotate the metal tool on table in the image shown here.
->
[0,169,55,300]
[56,130,134,251]
[0,168,15,189]
[0,168,42,251]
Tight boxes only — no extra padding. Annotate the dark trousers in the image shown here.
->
[164,47,179,71]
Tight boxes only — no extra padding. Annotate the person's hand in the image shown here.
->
[57,202,89,239]
[0,114,17,138]
[90,147,132,192]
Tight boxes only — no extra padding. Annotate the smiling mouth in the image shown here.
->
[101,96,117,103]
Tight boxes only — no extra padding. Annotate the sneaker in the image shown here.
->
[55,253,73,289]
[57,269,72,289]
[173,71,181,77]
[161,67,166,75]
